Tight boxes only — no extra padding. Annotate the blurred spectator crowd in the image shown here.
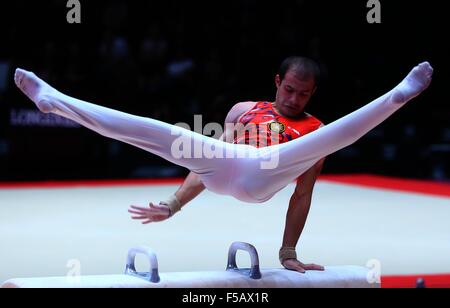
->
[0,0,448,181]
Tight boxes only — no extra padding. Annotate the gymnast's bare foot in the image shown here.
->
[391,61,433,104]
[14,68,57,113]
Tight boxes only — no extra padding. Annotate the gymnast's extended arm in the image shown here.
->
[279,157,326,273]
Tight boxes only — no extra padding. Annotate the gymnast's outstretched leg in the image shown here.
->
[281,62,433,163]
[241,62,434,200]
[13,68,244,182]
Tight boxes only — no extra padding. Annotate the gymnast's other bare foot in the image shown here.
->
[14,68,57,113]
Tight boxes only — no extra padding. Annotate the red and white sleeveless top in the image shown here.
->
[233,101,322,148]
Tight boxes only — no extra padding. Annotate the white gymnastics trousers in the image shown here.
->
[46,88,407,203]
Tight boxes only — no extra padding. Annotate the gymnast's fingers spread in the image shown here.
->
[303,263,325,271]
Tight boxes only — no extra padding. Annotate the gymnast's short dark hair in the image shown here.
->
[278,56,321,86]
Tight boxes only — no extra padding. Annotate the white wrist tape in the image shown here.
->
[160,194,182,217]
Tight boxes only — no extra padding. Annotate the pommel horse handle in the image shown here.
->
[125,246,160,283]
[226,241,262,279]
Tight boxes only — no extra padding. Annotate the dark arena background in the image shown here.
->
[0,0,449,291]
[0,0,448,181]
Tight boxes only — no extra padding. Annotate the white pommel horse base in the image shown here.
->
[1,242,379,288]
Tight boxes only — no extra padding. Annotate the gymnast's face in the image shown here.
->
[274,70,316,118]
